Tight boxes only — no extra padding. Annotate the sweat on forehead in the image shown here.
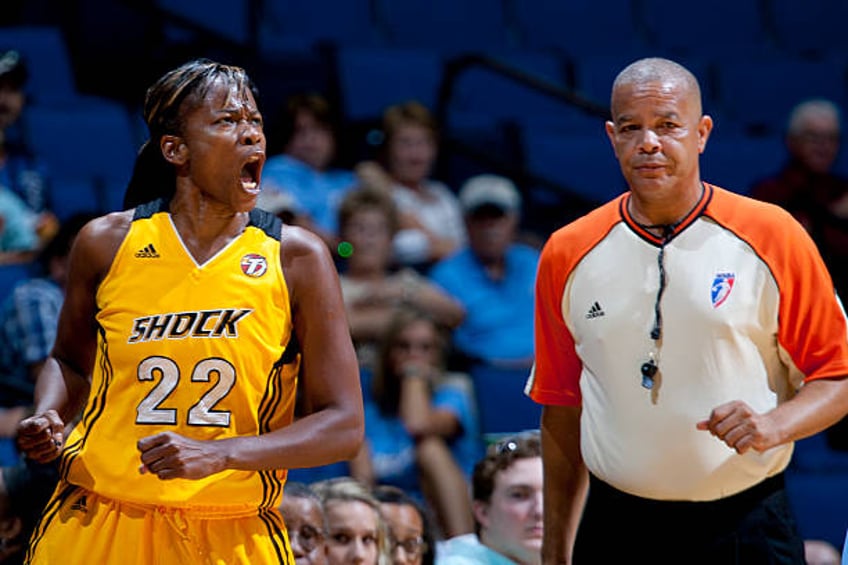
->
[610,57,702,114]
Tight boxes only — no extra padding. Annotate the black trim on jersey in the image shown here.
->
[61,325,114,481]
[258,363,286,508]
[133,200,282,239]
[620,183,713,246]
[259,507,292,564]
[25,482,79,562]
[277,334,301,366]
[133,197,168,220]
[249,207,283,241]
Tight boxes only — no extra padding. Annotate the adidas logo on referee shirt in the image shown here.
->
[135,243,160,258]
[585,301,605,319]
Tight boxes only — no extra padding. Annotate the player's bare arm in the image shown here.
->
[17,211,131,462]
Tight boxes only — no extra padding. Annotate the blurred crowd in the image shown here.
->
[1,46,848,564]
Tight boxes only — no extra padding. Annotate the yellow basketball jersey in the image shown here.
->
[61,199,298,512]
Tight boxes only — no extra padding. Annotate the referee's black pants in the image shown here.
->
[573,473,805,564]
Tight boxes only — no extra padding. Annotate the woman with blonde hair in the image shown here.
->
[313,477,392,565]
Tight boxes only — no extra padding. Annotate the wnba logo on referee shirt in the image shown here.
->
[240,254,268,277]
[710,272,735,308]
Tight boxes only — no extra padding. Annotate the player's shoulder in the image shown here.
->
[279,223,328,259]
[72,209,134,280]
[76,210,132,252]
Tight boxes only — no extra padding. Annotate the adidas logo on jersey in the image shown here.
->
[135,243,160,258]
[585,301,605,319]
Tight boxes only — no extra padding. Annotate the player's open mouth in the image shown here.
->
[241,156,263,193]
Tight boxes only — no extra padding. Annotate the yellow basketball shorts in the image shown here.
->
[26,482,293,564]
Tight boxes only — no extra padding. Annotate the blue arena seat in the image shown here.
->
[512,0,649,57]
[639,0,773,58]
[713,56,848,136]
[156,0,250,45]
[768,0,848,58]
[700,134,785,195]
[522,128,626,205]
[336,47,444,121]
[469,363,541,439]
[446,51,571,130]
[23,100,139,213]
[46,178,103,221]
[0,26,77,104]
[377,0,511,54]
[259,0,381,52]
[785,432,848,548]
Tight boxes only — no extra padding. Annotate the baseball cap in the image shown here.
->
[458,174,521,214]
[0,49,28,89]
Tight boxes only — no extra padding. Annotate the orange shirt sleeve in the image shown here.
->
[527,198,623,406]
[709,186,848,381]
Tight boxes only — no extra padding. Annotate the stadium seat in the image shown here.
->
[445,51,573,129]
[700,134,785,195]
[336,47,444,122]
[512,0,649,57]
[468,362,541,440]
[522,128,626,205]
[713,56,848,136]
[639,0,774,58]
[0,26,77,104]
[46,178,103,221]
[23,100,139,213]
[156,0,250,45]
[785,432,848,548]
[377,0,512,54]
[259,0,381,52]
[767,0,848,58]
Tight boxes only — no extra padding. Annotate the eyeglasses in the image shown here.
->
[390,536,427,557]
[289,524,325,553]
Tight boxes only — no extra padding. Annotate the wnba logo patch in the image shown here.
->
[241,254,268,277]
[710,272,735,308]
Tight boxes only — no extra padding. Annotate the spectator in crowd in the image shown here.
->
[527,57,848,563]
[750,98,848,452]
[357,101,465,269]
[336,188,463,374]
[429,174,538,370]
[259,93,357,248]
[0,49,57,257]
[750,98,848,291]
[0,212,94,465]
[280,482,329,565]
[436,431,543,565]
[373,484,435,565]
[350,306,479,538]
[313,477,391,565]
